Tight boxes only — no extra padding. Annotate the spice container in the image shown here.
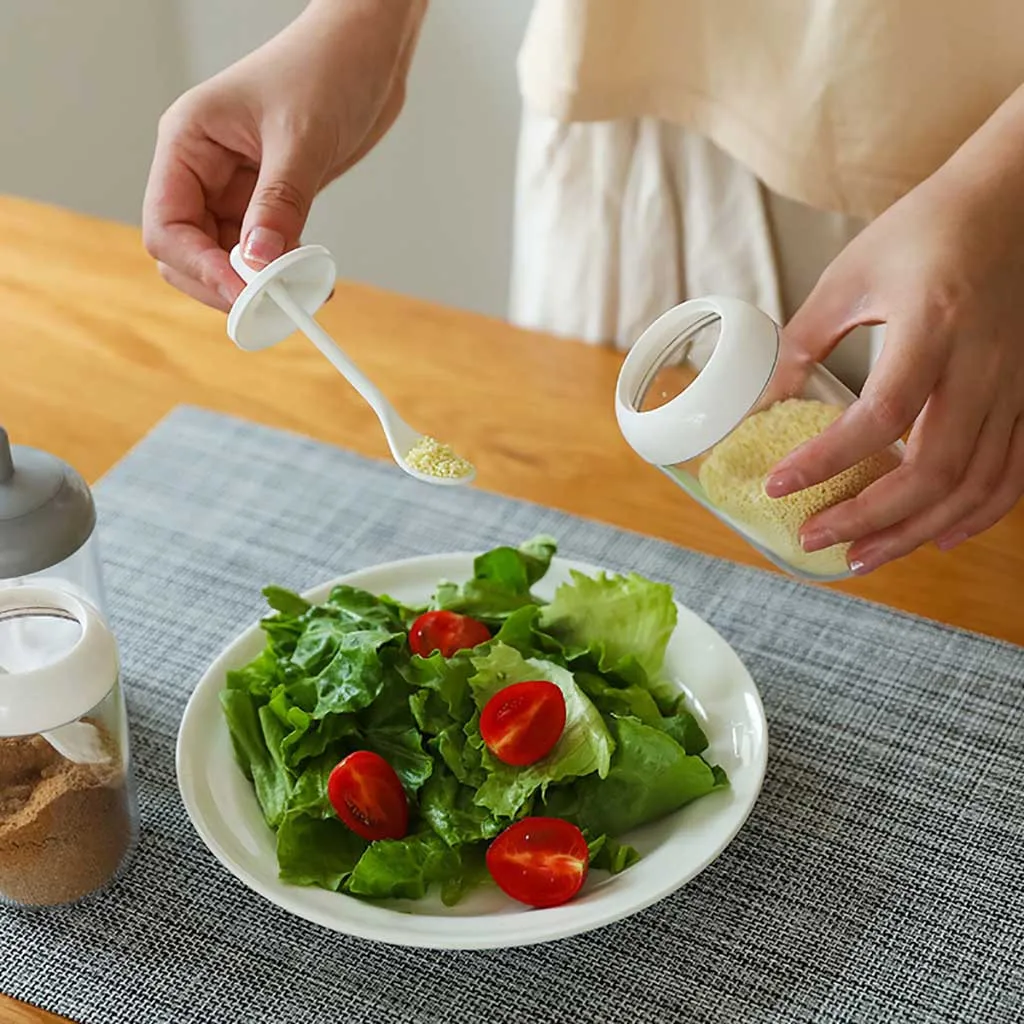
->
[0,427,108,615]
[0,585,137,907]
[615,296,901,580]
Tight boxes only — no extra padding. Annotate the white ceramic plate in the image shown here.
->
[176,553,767,949]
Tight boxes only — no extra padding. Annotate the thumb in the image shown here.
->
[240,139,324,270]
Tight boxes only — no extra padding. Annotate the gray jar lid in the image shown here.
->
[0,427,96,578]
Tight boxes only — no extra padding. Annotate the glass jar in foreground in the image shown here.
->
[0,586,138,907]
[615,297,902,581]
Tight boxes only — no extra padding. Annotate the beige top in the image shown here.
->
[518,0,1024,219]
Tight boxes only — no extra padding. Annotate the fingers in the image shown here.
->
[238,127,326,271]
[799,359,992,548]
[766,317,945,497]
[156,262,232,312]
[935,417,1024,550]
[839,408,1017,572]
[143,135,244,309]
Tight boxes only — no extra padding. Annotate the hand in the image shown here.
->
[765,124,1024,574]
[142,0,424,311]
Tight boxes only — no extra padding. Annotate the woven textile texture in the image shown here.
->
[3,407,1021,1024]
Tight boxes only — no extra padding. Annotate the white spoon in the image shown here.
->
[226,244,475,487]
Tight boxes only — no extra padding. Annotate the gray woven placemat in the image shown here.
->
[3,406,1022,1024]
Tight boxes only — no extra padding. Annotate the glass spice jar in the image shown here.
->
[0,585,138,907]
[615,296,902,581]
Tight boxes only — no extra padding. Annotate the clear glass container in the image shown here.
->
[5,535,108,618]
[615,297,902,581]
[0,585,137,907]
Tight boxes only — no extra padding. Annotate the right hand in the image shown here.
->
[142,0,425,311]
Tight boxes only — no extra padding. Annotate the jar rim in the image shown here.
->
[615,296,780,465]
[0,585,117,736]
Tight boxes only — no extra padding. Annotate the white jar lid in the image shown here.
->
[226,243,336,351]
[615,296,780,465]
[0,585,118,736]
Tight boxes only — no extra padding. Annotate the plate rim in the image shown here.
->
[175,551,768,949]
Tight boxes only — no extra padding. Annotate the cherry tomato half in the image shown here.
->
[408,610,491,658]
[479,680,566,766]
[486,817,589,908]
[327,750,408,841]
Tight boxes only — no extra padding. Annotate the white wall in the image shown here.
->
[0,1,532,319]
[0,1,182,226]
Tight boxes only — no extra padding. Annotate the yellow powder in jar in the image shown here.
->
[405,436,474,480]
[698,399,899,577]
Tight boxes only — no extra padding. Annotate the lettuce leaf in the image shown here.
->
[434,719,487,788]
[419,767,505,847]
[539,570,677,681]
[542,716,724,836]
[224,647,289,699]
[362,725,433,793]
[280,710,360,769]
[574,671,662,726]
[657,708,710,756]
[577,672,710,755]
[345,833,467,903]
[285,751,338,818]
[467,643,613,818]
[430,536,556,623]
[308,627,402,717]
[587,833,642,875]
[399,649,475,727]
[262,586,311,617]
[473,535,557,591]
[277,812,367,889]
[220,688,291,828]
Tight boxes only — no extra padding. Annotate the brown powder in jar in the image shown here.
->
[0,725,134,906]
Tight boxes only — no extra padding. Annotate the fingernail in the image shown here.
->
[936,531,968,552]
[243,227,285,268]
[848,548,883,575]
[800,527,836,553]
[765,471,804,498]
[219,283,239,307]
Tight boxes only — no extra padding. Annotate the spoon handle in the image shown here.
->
[266,281,389,416]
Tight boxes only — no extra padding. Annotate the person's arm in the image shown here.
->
[142,0,427,310]
[766,83,1024,573]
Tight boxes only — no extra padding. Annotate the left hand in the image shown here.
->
[764,161,1024,575]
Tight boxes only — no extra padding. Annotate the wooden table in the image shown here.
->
[1,195,1021,1024]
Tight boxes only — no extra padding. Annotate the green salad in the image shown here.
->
[221,537,727,908]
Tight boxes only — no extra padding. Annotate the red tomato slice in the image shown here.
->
[486,817,589,908]
[327,750,408,841]
[408,610,491,658]
[479,680,566,766]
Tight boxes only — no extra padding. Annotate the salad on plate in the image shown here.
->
[221,537,728,909]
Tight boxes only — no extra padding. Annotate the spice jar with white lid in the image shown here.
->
[615,296,902,581]
[0,427,108,615]
[0,585,138,907]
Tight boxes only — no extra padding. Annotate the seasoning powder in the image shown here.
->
[0,728,134,906]
[698,398,899,576]
[405,437,474,480]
